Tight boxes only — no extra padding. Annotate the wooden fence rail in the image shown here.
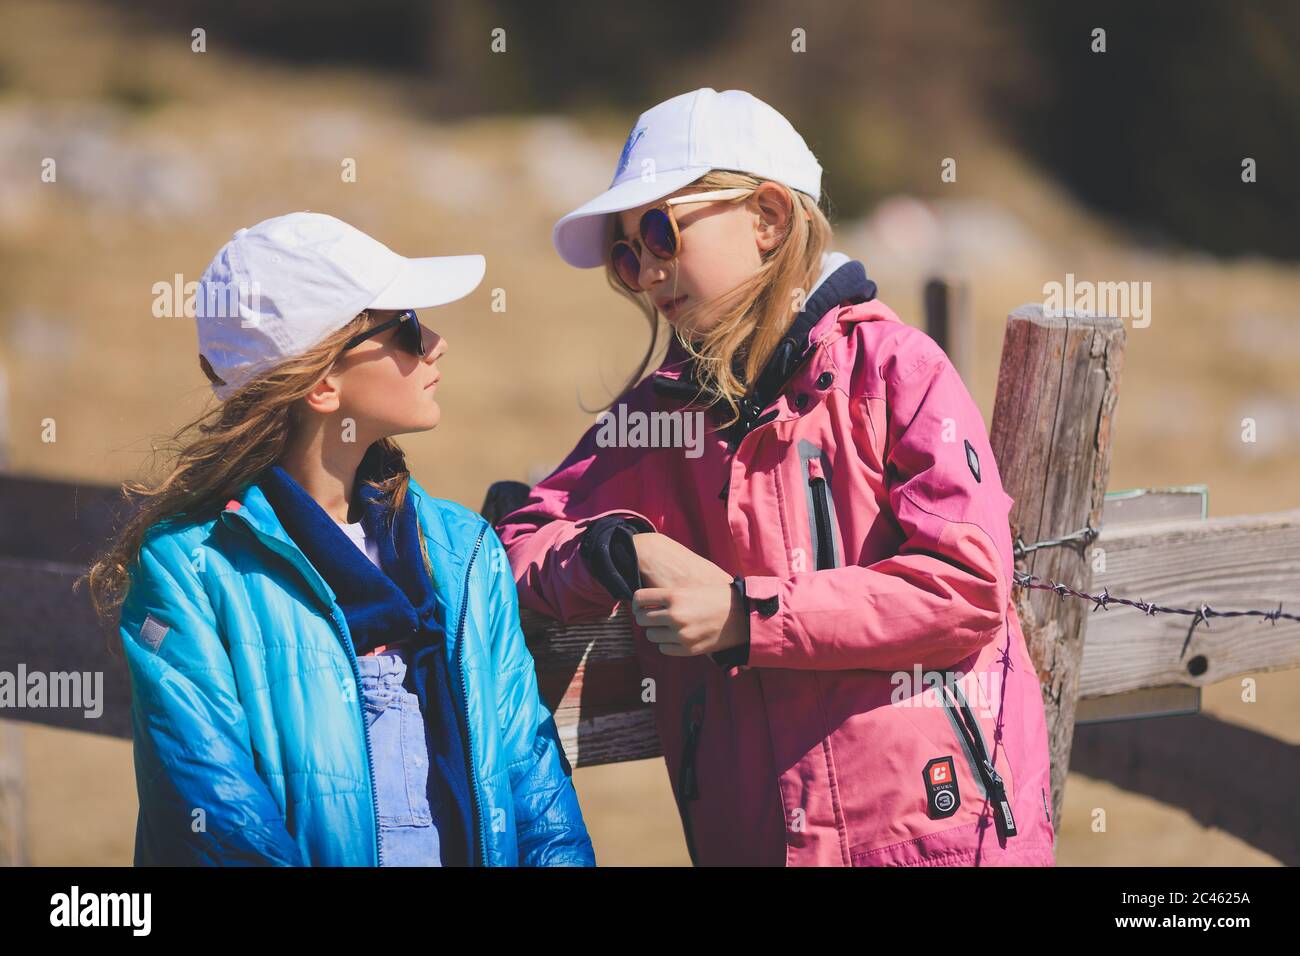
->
[2,303,1298,852]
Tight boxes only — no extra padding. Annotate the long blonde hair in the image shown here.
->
[603,169,833,427]
[80,310,433,628]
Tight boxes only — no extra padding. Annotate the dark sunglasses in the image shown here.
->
[609,187,754,293]
[342,309,425,357]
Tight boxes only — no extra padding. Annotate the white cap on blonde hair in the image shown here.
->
[552,88,823,269]
[195,211,485,399]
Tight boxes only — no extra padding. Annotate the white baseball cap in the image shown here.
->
[195,211,485,399]
[552,88,823,269]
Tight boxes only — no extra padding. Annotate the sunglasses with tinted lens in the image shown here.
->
[342,309,425,356]
[610,187,755,293]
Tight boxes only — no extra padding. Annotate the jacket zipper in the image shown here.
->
[455,524,489,866]
[677,684,707,866]
[223,507,493,865]
[328,606,385,866]
[806,457,836,570]
[220,510,385,865]
[942,678,1018,840]
[801,455,839,571]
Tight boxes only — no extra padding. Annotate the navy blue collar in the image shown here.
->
[257,446,440,655]
[651,258,876,447]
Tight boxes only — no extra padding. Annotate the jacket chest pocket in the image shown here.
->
[797,440,840,571]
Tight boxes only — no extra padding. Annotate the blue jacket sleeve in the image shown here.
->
[120,530,307,866]
[482,525,596,866]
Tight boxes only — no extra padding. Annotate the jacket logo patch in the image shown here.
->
[964,439,981,483]
[924,756,961,819]
[140,613,170,652]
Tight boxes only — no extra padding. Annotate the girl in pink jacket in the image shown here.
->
[497,88,1057,866]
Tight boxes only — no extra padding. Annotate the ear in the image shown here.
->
[752,182,794,254]
[301,370,343,415]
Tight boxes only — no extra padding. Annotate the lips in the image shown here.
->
[424,375,440,390]
[657,295,687,316]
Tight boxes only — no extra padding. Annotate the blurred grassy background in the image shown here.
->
[0,0,1296,865]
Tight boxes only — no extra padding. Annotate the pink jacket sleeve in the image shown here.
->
[496,406,661,624]
[744,328,1013,673]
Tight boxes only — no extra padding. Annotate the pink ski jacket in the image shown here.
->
[497,260,1056,866]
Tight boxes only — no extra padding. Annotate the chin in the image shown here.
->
[391,407,441,434]
[672,318,708,340]
[670,307,715,338]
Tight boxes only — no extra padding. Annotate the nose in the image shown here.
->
[421,323,447,363]
[638,250,668,291]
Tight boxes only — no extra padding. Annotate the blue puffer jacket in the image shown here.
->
[118,473,595,866]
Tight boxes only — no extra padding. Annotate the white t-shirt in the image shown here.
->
[334,518,382,570]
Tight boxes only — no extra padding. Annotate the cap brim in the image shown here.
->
[552,167,712,268]
[366,254,486,310]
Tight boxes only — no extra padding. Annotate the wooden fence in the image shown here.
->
[2,300,1297,863]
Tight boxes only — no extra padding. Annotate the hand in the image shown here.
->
[631,585,749,657]
[631,532,732,589]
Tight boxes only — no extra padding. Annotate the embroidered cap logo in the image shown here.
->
[612,126,647,184]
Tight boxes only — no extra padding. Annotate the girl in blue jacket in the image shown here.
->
[82,212,595,866]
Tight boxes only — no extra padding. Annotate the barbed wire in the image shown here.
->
[1013,524,1100,558]
[1011,523,1298,658]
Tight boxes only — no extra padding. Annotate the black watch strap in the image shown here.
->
[710,576,751,669]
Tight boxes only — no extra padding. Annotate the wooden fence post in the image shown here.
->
[924,277,973,380]
[990,304,1126,830]
[0,363,10,470]
[0,722,26,866]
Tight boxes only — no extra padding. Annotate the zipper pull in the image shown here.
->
[984,761,1018,839]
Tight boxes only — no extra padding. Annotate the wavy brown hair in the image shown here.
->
[78,309,434,628]
[602,169,833,427]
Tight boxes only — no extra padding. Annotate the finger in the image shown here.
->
[634,605,675,628]
[643,626,680,646]
[632,588,672,612]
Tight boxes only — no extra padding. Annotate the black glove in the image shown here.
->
[578,514,653,601]
[580,517,750,670]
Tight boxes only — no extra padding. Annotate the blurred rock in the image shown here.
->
[405,139,493,212]
[0,101,217,231]
[519,117,615,215]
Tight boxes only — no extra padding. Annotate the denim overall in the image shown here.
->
[355,646,443,866]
